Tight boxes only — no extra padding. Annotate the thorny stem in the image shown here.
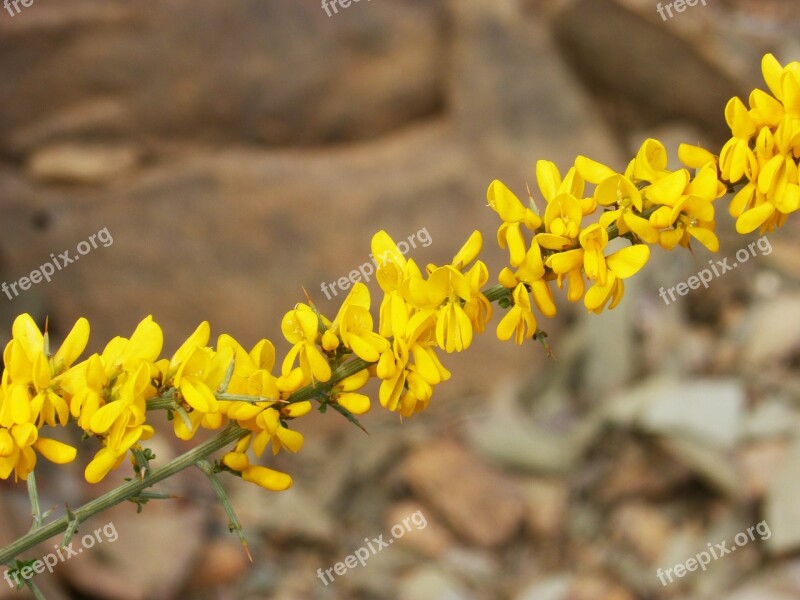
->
[0,425,247,565]
[196,459,252,562]
[27,472,43,531]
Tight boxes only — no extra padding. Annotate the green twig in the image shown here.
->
[196,459,252,562]
[26,472,43,531]
[0,425,248,565]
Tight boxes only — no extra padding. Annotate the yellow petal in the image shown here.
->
[546,249,584,275]
[633,138,668,182]
[679,143,716,169]
[505,222,527,267]
[11,423,37,448]
[89,400,127,434]
[306,346,332,382]
[487,180,526,222]
[530,280,557,318]
[337,393,371,415]
[761,53,784,100]
[243,465,292,491]
[736,202,776,234]
[283,400,312,418]
[688,227,720,252]
[10,386,32,425]
[171,321,210,367]
[644,169,689,205]
[606,245,650,279]
[451,231,483,269]
[12,314,44,362]
[34,438,77,464]
[222,451,249,472]
[85,448,123,484]
[536,160,562,202]
[249,339,276,371]
[181,378,219,414]
[575,156,616,184]
[53,318,90,369]
[276,427,304,453]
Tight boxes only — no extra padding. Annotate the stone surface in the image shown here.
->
[402,439,525,548]
[60,503,206,600]
[0,0,448,151]
[399,566,476,600]
[764,437,800,554]
[385,501,455,558]
[743,294,800,367]
[26,142,143,185]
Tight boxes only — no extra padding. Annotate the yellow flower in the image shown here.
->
[487,180,542,267]
[496,284,537,345]
[722,55,800,233]
[327,283,389,363]
[593,174,659,243]
[536,160,594,215]
[222,443,292,491]
[1,314,89,428]
[630,138,671,183]
[534,193,583,251]
[332,368,371,415]
[648,164,722,252]
[547,224,650,313]
[720,97,759,183]
[423,230,492,342]
[281,305,331,383]
[372,230,414,339]
[55,316,162,483]
[377,311,449,416]
[678,143,718,170]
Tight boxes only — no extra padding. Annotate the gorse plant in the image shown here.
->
[1,53,798,594]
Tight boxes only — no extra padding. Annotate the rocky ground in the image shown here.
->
[0,0,799,598]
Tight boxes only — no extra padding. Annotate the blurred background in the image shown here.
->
[1,0,799,598]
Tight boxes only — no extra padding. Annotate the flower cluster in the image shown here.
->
[487,135,727,339]
[722,54,800,234]
[0,52,796,496]
[0,313,319,489]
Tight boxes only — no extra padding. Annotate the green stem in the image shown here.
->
[0,425,247,565]
[24,579,46,600]
[27,472,43,531]
[196,459,252,561]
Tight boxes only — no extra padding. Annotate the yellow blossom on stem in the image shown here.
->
[281,305,331,383]
[487,180,542,267]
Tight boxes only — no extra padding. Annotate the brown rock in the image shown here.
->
[385,501,455,558]
[402,439,525,547]
[552,0,742,142]
[60,502,206,600]
[738,438,792,501]
[610,503,673,564]
[0,0,447,151]
[187,538,251,588]
[568,575,637,600]
[27,143,142,185]
[519,477,569,538]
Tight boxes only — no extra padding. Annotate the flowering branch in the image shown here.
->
[0,52,796,578]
